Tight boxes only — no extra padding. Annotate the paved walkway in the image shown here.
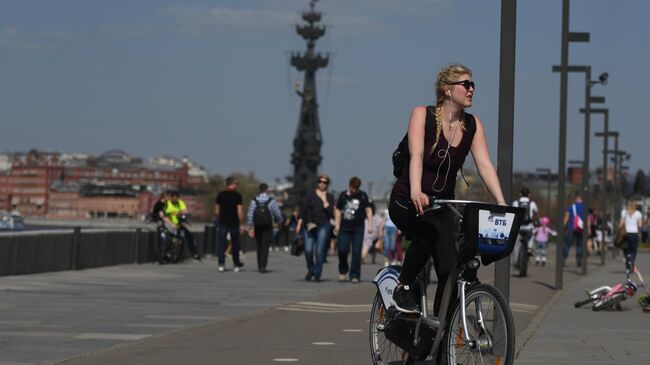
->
[517,250,650,364]
[2,242,642,364]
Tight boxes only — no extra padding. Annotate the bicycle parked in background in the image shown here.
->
[369,199,525,365]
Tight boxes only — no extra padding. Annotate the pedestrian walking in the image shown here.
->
[533,216,556,266]
[334,176,372,284]
[300,175,335,282]
[215,176,245,272]
[563,193,585,267]
[382,209,398,266]
[361,202,383,265]
[247,183,284,273]
[619,199,643,265]
[287,207,301,249]
[272,212,290,252]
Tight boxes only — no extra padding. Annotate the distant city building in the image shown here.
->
[0,149,209,219]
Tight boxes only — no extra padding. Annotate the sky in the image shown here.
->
[1,0,648,197]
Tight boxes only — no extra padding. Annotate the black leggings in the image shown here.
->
[389,199,459,316]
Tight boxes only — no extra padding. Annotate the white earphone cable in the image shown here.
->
[431,95,459,193]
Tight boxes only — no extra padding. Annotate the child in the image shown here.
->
[533,216,557,266]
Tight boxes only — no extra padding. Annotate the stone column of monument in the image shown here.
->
[287,0,329,207]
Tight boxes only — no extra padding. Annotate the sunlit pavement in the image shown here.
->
[516,249,650,365]
[0,244,621,364]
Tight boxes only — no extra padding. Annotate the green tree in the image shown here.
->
[201,172,262,221]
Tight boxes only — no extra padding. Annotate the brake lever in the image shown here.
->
[416,204,442,217]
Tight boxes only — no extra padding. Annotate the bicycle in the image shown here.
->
[574,254,648,311]
[370,199,524,365]
[516,229,532,277]
[154,215,190,264]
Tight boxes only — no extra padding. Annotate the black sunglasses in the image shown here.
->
[319,180,329,184]
[449,80,475,91]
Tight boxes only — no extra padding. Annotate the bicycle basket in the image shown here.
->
[461,203,525,265]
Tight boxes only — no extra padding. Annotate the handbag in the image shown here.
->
[291,235,305,256]
[571,204,584,233]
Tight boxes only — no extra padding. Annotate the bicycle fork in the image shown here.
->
[459,280,492,354]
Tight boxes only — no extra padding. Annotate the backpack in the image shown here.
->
[519,198,532,225]
[391,107,434,178]
[253,198,273,227]
[391,108,476,181]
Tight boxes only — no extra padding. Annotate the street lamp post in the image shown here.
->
[550,0,591,289]
[593,122,612,264]
[536,168,552,216]
[596,129,617,211]
[494,0,517,302]
[551,67,607,275]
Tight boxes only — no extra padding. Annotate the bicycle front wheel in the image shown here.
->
[441,284,515,365]
[369,293,413,365]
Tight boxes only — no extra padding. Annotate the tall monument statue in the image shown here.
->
[287,0,329,207]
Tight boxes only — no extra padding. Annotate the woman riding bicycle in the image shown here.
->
[389,64,507,315]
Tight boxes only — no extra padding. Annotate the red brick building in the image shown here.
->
[0,149,209,220]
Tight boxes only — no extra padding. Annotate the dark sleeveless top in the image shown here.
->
[391,106,476,202]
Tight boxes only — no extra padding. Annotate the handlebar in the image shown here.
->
[416,198,491,217]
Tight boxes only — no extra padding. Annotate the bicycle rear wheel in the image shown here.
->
[441,284,515,365]
[369,293,413,365]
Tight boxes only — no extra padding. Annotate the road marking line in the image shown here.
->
[144,315,221,321]
[123,324,187,329]
[277,301,372,313]
[509,302,539,313]
[342,329,363,332]
[312,342,335,346]
[277,307,368,313]
[298,301,371,308]
[273,358,299,362]
[0,330,69,338]
[74,333,151,341]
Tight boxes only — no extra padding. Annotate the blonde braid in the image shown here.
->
[429,105,443,156]
[429,105,467,156]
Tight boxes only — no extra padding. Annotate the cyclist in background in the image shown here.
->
[512,187,538,276]
[165,190,200,261]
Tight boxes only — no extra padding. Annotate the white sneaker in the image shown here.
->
[218,266,225,273]
[234,266,243,273]
[338,274,348,282]
[283,246,289,252]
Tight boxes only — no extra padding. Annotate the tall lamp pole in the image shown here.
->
[588,108,610,265]
[551,0,590,289]
[495,0,517,301]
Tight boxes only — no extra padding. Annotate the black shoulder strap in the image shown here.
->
[425,106,435,133]
[464,113,477,135]
[459,112,477,189]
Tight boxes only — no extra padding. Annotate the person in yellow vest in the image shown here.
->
[165,190,200,260]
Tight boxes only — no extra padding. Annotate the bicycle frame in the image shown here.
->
[372,198,521,364]
[373,200,490,360]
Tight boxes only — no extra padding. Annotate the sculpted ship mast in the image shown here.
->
[288,0,329,206]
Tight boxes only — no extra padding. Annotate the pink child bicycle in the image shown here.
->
[574,255,650,311]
